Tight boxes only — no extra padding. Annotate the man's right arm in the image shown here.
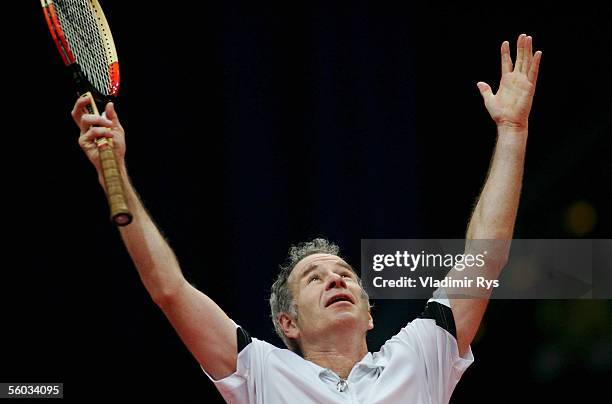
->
[119,171,238,380]
[72,96,238,380]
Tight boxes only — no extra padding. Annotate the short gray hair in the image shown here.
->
[269,238,370,351]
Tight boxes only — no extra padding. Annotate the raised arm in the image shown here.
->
[450,34,542,356]
[72,97,237,380]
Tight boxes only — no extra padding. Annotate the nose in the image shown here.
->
[325,273,347,291]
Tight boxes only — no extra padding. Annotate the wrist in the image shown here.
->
[497,120,527,130]
[497,124,528,143]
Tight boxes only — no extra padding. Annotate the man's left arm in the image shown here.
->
[449,34,542,356]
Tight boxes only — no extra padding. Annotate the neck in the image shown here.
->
[301,332,368,379]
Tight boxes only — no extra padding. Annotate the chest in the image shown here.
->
[258,352,429,404]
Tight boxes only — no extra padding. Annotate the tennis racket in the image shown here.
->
[41,0,132,226]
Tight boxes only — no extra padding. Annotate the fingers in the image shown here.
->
[524,36,533,73]
[71,95,93,131]
[477,81,494,105]
[105,102,117,121]
[501,41,513,75]
[528,50,542,87]
[72,97,122,136]
[514,34,526,73]
[512,34,538,75]
[79,126,114,147]
[104,102,123,130]
[80,114,113,130]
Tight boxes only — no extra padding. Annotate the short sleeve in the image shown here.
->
[200,324,276,404]
[378,295,474,404]
[409,316,474,402]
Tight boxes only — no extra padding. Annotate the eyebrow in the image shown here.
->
[299,261,355,280]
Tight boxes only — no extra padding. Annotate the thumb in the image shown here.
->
[105,102,119,124]
[477,82,494,103]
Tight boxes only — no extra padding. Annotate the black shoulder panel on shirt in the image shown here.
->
[418,301,457,339]
[236,326,252,353]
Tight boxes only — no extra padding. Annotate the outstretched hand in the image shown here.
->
[477,34,542,131]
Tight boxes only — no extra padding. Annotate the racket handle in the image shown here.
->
[83,92,132,226]
[96,138,132,226]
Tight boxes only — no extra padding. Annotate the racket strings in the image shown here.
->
[53,0,113,96]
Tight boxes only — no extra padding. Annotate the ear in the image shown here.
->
[367,311,374,331]
[278,312,300,340]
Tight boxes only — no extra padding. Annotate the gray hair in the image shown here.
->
[269,238,370,351]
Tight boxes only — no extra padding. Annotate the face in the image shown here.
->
[280,253,373,346]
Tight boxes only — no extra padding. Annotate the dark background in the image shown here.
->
[2,2,611,402]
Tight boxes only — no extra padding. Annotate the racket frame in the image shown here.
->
[41,0,132,226]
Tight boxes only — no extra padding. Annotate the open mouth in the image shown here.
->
[325,293,355,307]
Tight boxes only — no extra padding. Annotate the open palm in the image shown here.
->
[478,34,542,130]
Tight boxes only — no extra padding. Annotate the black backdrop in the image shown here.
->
[2,2,611,402]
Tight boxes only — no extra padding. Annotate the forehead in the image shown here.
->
[288,253,352,281]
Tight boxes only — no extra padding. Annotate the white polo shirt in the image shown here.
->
[203,298,474,403]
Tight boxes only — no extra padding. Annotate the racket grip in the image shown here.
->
[81,92,132,226]
[96,138,133,226]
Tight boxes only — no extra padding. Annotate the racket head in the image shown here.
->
[41,0,120,98]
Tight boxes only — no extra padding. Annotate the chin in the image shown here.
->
[328,310,362,326]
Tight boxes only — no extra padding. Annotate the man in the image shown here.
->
[72,34,541,403]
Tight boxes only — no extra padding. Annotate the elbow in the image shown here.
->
[151,280,187,308]
[151,291,172,308]
[466,238,511,271]
[488,252,509,271]
[490,238,511,268]
[482,244,510,274]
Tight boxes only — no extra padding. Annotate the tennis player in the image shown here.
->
[72,34,541,403]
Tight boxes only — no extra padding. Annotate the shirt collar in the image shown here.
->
[357,351,387,371]
[307,352,387,380]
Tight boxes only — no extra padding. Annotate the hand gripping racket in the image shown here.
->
[41,0,132,226]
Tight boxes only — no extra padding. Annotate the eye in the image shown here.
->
[342,272,353,279]
[308,275,321,283]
